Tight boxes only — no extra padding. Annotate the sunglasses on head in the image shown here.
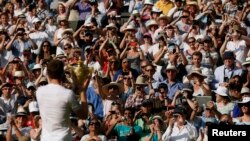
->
[2,87,11,90]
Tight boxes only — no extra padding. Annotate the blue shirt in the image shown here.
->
[213,65,243,89]
[163,81,183,100]
[86,86,103,118]
[232,104,241,118]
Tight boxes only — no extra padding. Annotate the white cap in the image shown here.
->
[32,64,42,70]
[241,87,250,94]
[32,18,41,23]
[26,82,35,89]
[152,7,162,13]
[213,86,229,97]
[29,101,39,112]
[237,97,250,104]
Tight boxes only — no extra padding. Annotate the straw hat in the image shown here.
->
[144,0,154,5]
[62,28,74,36]
[242,57,250,66]
[135,76,147,85]
[213,86,229,97]
[14,71,25,77]
[105,23,118,31]
[123,24,137,32]
[102,82,124,95]
[240,87,250,95]
[145,20,158,28]
[187,68,207,80]
[186,1,199,9]
[15,106,28,116]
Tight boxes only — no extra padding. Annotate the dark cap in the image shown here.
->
[182,83,193,92]
[223,51,235,60]
[141,99,153,107]
[85,31,93,36]
[203,35,212,43]
[173,106,187,115]
[0,83,13,89]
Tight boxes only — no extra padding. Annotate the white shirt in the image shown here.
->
[29,31,49,54]
[162,121,197,141]
[226,40,247,63]
[36,84,81,141]
[80,134,107,141]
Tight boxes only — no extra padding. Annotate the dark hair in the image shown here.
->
[192,51,203,59]
[47,60,64,80]
[39,40,52,59]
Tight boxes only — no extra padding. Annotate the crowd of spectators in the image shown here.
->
[0,0,250,141]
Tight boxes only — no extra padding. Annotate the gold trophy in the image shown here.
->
[69,57,93,87]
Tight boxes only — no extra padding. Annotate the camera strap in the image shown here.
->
[223,66,234,81]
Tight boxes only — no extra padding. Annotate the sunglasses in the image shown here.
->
[64,47,71,50]
[89,122,100,126]
[181,16,189,18]
[43,44,49,47]
[28,87,36,91]
[124,77,130,80]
